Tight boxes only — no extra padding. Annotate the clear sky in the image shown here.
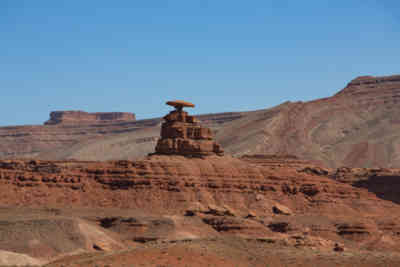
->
[1,0,399,126]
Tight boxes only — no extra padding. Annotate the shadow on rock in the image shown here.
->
[352,175,400,205]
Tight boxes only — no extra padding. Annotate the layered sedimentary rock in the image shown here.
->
[44,111,136,125]
[216,74,400,168]
[154,101,224,156]
[1,157,400,253]
[336,75,400,99]
[331,167,400,205]
[240,154,325,170]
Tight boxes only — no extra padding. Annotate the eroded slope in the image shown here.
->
[1,157,400,254]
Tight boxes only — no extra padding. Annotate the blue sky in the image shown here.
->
[1,0,399,126]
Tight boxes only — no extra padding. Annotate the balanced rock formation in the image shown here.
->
[44,110,136,125]
[154,100,224,156]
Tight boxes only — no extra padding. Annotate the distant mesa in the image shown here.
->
[44,110,136,125]
[153,100,224,157]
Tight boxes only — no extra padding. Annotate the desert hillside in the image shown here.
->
[217,75,400,168]
[1,99,400,266]
[1,75,400,168]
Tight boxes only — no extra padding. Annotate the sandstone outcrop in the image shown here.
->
[154,101,224,156]
[1,157,400,254]
[44,110,136,125]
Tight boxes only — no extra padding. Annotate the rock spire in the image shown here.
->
[154,100,224,157]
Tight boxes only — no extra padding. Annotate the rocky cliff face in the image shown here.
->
[44,111,136,125]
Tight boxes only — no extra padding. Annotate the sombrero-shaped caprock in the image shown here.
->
[166,100,195,109]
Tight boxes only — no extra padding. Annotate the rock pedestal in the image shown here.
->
[154,101,224,157]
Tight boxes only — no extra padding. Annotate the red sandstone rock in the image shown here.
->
[334,243,345,252]
[154,101,224,156]
[166,100,195,109]
[44,110,136,125]
[0,157,400,253]
[272,203,292,215]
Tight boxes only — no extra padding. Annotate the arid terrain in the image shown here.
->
[1,155,400,266]
[1,74,400,168]
[1,75,400,266]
